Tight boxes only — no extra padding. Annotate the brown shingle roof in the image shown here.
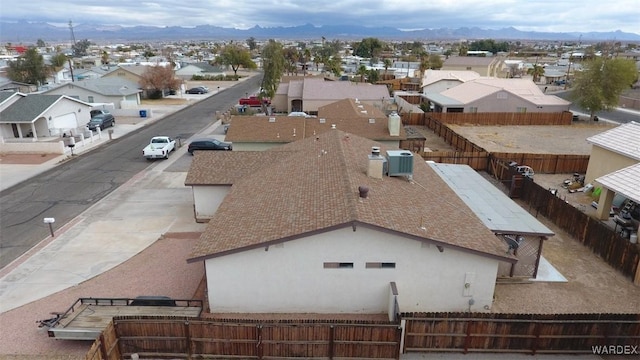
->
[225,99,406,143]
[184,151,291,185]
[188,130,514,263]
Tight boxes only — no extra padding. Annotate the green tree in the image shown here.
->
[570,58,637,120]
[143,50,156,60]
[383,58,392,76]
[72,39,91,57]
[215,45,256,76]
[325,55,342,77]
[7,48,49,85]
[356,65,368,82]
[36,39,46,47]
[366,69,380,84]
[50,53,68,68]
[353,38,384,60]
[260,40,285,100]
[246,37,257,51]
[283,47,299,75]
[527,64,545,83]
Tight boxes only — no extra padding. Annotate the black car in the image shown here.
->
[87,113,115,131]
[188,138,232,154]
[185,86,208,94]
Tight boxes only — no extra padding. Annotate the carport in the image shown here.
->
[428,162,555,279]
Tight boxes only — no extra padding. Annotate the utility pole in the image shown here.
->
[68,20,76,82]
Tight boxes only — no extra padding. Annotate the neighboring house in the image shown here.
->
[175,62,225,80]
[420,69,481,95]
[40,77,142,109]
[272,77,390,115]
[441,56,506,78]
[49,67,73,85]
[0,81,37,93]
[594,163,640,232]
[102,65,149,85]
[74,66,112,81]
[585,121,640,220]
[0,93,92,139]
[225,98,406,151]
[185,130,518,314]
[425,78,571,113]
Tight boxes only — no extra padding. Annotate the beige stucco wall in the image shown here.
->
[585,146,639,185]
[44,85,139,109]
[466,93,569,113]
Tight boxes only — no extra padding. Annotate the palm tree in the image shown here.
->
[356,65,368,82]
[383,58,392,77]
[527,64,545,83]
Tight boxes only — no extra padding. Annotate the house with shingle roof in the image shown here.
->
[225,98,407,151]
[40,77,141,109]
[0,93,92,139]
[175,62,226,80]
[586,121,640,220]
[425,78,571,113]
[271,77,390,115]
[185,129,517,314]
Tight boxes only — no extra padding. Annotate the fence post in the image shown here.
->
[328,325,334,360]
[99,333,108,360]
[463,320,472,354]
[257,324,263,359]
[635,258,640,286]
[531,322,540,355]
[184,320,192,360]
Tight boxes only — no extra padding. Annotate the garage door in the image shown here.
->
[51,112,78,129]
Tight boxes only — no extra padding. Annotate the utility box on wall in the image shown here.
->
[386,150,414,177]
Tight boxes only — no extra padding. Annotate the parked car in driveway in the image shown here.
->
[87,113,115,131]
[185,86,208,94]
[188,138,232,154]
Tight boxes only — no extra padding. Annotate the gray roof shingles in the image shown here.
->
[0,94,61,122]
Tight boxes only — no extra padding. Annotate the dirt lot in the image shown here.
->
[448,122,616,154]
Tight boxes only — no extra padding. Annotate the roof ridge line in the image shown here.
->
[333,132,360,222]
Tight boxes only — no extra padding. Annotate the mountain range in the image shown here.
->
[2,21,640,44]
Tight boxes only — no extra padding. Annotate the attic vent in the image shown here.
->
[355,98,360,103]
[269,117,276,123]
[386,150,414,177]
[361,110,368,114]
[331,124,337,129]
[369,118,375,124]
[357,105,364,108]
[319,118,326,123]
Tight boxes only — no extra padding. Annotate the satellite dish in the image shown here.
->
[503,235,523,254]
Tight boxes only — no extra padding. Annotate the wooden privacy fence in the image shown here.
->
[402,112,573,126]
[402,312,640,354]
[86,316,401,360]
[521,178,640,279]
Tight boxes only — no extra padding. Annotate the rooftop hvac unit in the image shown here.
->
[386,150,414,177]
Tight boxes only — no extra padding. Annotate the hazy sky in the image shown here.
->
[3,0,639,34]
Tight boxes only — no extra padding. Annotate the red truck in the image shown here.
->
[238,96,271,107]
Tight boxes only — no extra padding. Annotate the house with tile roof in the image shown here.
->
[271,77,390,115]
[40,77,141,109]
[586,121,640,220]
[441,56,506,77]
[225,98,407,151]
[420,69,481,95]
[0,93,92,139]
[185,130,517,314]
[425,78,571,113]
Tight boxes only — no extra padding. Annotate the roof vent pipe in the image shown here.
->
[358,186,369,199]
[331,124,337,129]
